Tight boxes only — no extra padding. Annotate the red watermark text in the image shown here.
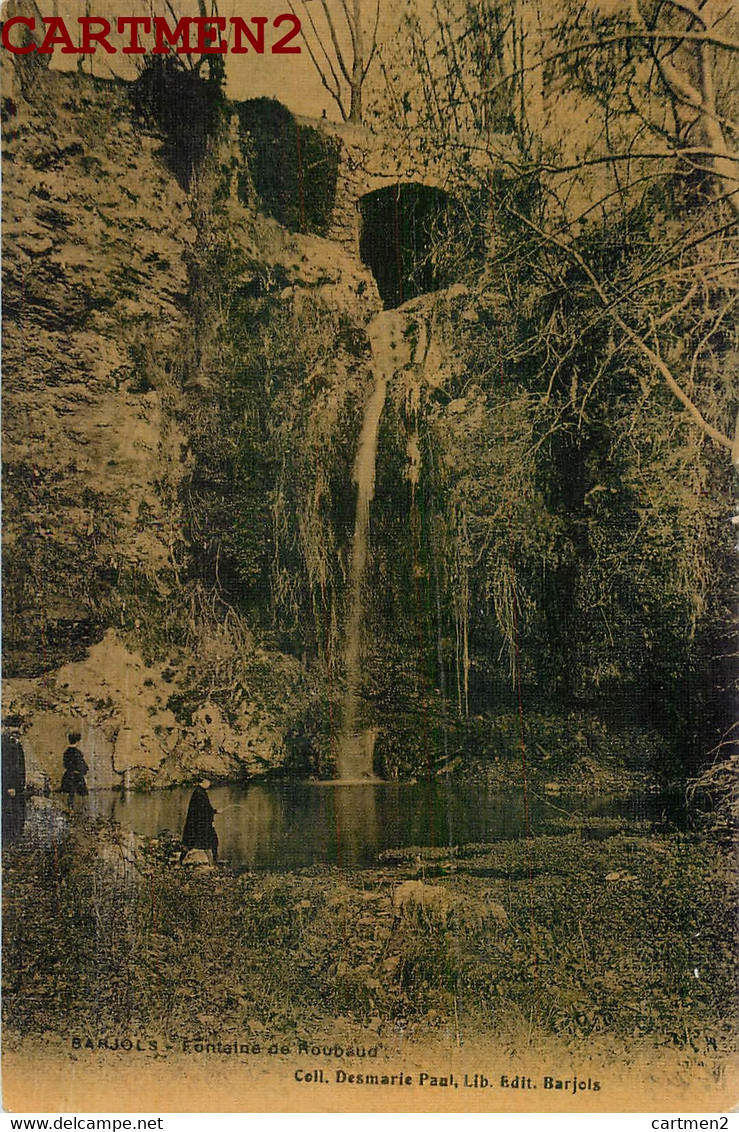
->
[0,14,302,55]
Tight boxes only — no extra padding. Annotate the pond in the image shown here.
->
[80,780,683,870]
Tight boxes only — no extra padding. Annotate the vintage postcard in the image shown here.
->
[1,0,737,1113]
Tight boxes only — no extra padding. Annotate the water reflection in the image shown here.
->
[86,780,683,871]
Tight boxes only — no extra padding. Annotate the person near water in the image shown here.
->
[2,714,27,843]
[2,714,26,797]
[60,731,88,805]
[180,780,219,863]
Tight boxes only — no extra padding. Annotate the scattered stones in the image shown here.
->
[392,880,453,924]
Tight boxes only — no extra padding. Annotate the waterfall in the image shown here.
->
[337,310,411,780]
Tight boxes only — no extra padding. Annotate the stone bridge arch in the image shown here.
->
[232,99,516,299]
[295,114,516,257]
[358,182,472,308]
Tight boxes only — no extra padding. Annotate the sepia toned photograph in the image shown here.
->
[1,0,737,1113]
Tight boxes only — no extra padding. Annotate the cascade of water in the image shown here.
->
[336,310,411,780]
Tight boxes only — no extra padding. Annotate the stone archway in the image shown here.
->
[358,182,467,308]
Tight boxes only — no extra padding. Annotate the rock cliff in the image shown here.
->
[2,66,382,789]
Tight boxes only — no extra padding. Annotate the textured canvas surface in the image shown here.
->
[1,0,737,1113]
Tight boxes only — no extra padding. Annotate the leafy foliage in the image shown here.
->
[234,98,341,236]
[133,56,226,189]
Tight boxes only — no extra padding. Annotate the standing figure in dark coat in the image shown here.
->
[180,780,218,863]
[2,714,26,844]
[60,731,88,806]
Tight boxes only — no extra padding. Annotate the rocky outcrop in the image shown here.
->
[2,70,194,676]
[5,628,311,790]
[1,67,384,786]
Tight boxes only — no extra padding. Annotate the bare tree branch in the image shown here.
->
[318,0,353,87]
[688,294,739,386]
[361,0,381,83]
[337,0,357,52]
[289,0,346,117]
[507,206,735,452]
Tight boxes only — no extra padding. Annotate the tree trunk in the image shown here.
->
[349,83,363,122]
[349,0,364,123]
